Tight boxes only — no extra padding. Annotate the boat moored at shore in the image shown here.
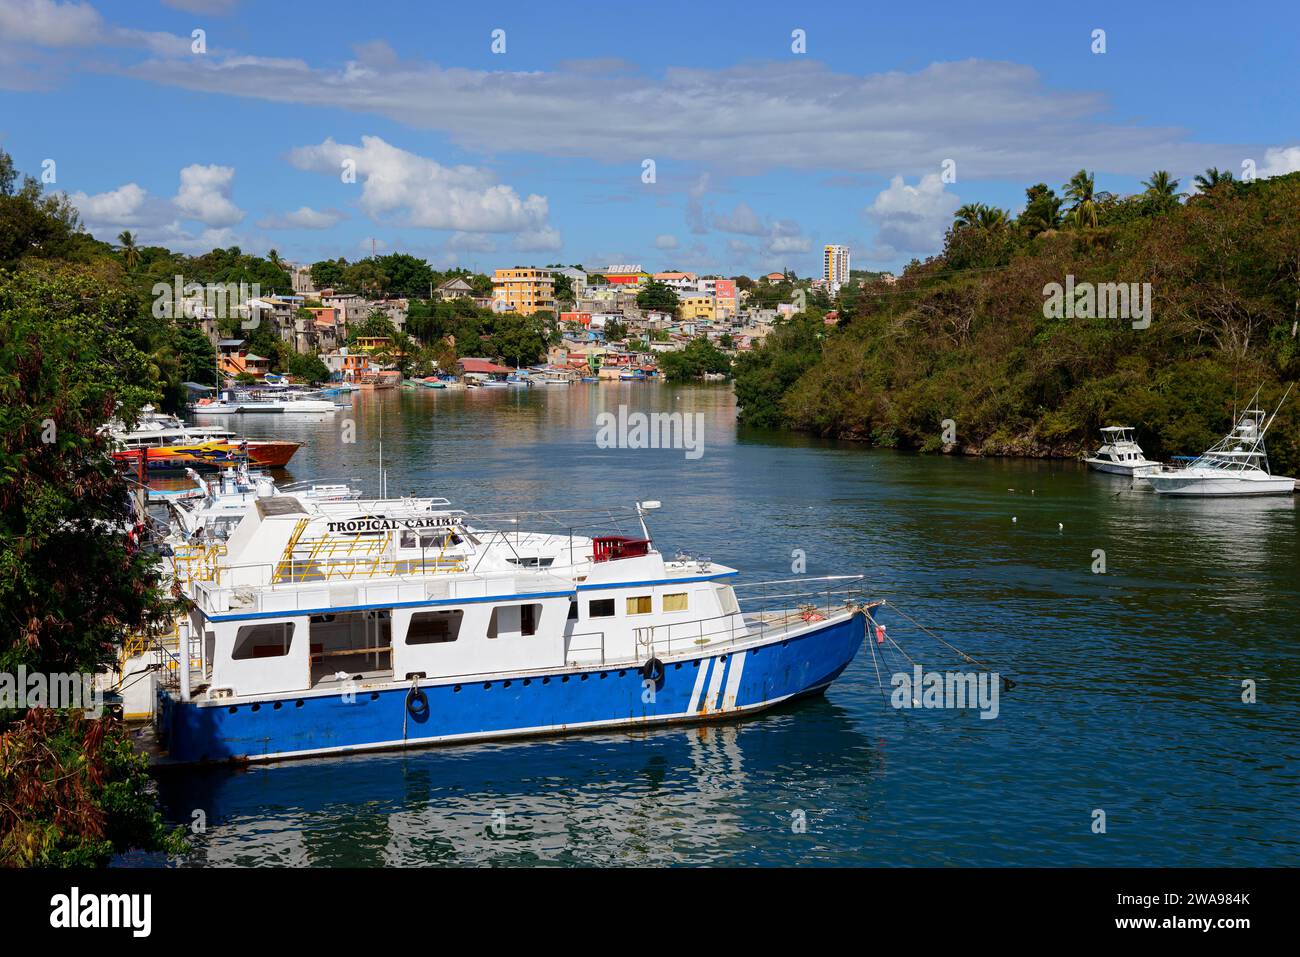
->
[151,499,870,764]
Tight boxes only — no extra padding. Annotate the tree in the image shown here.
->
[310,258,346,290]
[1193,167,1235,195]
[658,336,732,382]
[1019,184,1063,236]
[636,280,680,314]
[1142,170,1183,213]
[1064,169,1100,228]
[954,203,986,228]
[0,265,184,865]
[118,230,140,270]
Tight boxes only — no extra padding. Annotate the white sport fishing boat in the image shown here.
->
[1147,386,1295,497]
[1083,426,1162,476]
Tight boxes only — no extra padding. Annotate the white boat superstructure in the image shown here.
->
[167,465,363,540]
[1083,426,1162,476]
[1147,387,1295,497]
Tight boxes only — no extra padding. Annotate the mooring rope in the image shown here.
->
[879,599,1016,690]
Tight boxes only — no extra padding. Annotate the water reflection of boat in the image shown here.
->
[153,697,873,866]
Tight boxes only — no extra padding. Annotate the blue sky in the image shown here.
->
[1,0,1297,277]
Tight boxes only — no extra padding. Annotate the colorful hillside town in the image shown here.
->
[181,249,890,389]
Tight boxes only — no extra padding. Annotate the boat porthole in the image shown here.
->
[542,677,551,684]
[618,670,627,677]
[719,655,727,662]
[370,692,379,701]
[581,673,589,681]
[503,680,512,688]
[228,706,237,714]
[484,682,492,689]
[295,699,304,708]
[251,703,261,712]
[674,663,682,670]
[600,672,607,679]
[273,701,282,710]
[562,675,570,683]
[454,684,462,693]
[523,678,531,686]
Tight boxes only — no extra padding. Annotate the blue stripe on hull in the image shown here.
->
[159,612,865,764]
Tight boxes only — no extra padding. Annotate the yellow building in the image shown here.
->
[492,267,556,315]
[678,292,716,322]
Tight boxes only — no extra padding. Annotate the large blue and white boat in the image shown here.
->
[154,497,869,764]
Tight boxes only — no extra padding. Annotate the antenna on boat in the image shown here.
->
[636,500,661,541]
[1261,382,1295,438]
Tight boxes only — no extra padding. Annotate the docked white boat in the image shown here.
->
[191,388,340,414]
[1147,388,1295,497]
[167,465,363,541]
[144,498,870,764]
[1083,426,1162,476]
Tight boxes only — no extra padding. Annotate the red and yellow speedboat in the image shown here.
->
[107,406,300,471]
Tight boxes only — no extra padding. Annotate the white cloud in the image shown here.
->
[0,0,101,47]
[713,201,766,236]
[116,53,1253,181]
[67,182,149,225]
[287,135,556,239]
[67,162,247,249]
[173,164,243,227]
[513,226,563,252]
[1256,145,1300,179]
[654,234,679,250]
[864,173,960,260]
[447,232,497,253]
[258,206,343,230]
[161,0,241,13]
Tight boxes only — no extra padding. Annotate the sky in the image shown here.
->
[1,0,1297,278]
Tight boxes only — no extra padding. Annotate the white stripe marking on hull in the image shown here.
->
[703,655,726,713]
[687,658,710,713]
[722,651,746,711]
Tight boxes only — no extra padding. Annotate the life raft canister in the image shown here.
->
[641,657,665,683]
[405,685,429,718]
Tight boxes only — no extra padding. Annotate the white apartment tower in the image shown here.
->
[823,244,850,287]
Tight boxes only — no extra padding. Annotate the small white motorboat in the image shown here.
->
[1083,426,1162,476]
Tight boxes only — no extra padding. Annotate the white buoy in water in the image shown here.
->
[1058,522,1064,531]
[1012,516,1017,523]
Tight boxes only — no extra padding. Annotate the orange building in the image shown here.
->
[492,267,556,315]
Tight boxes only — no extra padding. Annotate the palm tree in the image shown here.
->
[1064,170,1099,229]
[268,248,283,270]
[1142,170,1181,200]
[1193,167,1234,194]
[953,203,986,228]
[976,206,1010,231]
[118,230,140,270]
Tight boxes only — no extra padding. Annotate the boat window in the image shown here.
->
[715,585,739,615]
[488,603,542,638]
[627,595,652,615]
[400,530,418,548]
[663,592,689,612]
[567,600,578,620]
[588,598,616,618]
[406,610,463,645]
[232,622,295,660]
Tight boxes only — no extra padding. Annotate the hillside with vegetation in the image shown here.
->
[735,169,1300,473]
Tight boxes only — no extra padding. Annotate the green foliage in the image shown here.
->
[743,172,1300,472]
[1,710,187,867]
[636,280,680,314]
[658,336,732,383]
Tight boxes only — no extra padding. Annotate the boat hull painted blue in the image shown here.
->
[158,612,864,764]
